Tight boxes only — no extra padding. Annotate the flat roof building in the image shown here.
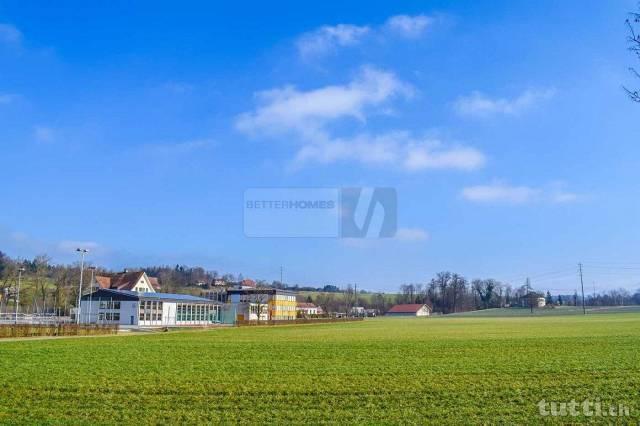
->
[226,287,297,321]
[80,289,221,327]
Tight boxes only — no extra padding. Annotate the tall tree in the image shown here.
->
[449,274,467,313]
[479,279,496,309]
[434,272,452,313]
[33,255,51,313]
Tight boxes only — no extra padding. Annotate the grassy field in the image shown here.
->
[448,305,640,317]
[0,314,639,424]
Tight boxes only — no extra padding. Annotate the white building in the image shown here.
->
[296,302,319,317]
[350,306,366,317]
[79,288,221,327]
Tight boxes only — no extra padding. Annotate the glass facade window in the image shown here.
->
[175,303,212,323]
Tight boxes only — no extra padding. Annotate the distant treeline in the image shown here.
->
[1,251,639,315]
[0,251,352,315]
[392,272,640,314]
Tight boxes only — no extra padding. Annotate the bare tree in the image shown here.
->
[433,272,451,313]
[33,255,51,313]
[52,267,74,316]
[449,274,467,313]
[252,293,269,323]
[625,5,640,102]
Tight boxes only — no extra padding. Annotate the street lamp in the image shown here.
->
[87,266,97,324]
[15,267,25,324]
[76,248,89,324]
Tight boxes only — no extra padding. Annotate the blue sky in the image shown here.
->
[1,1,640,293]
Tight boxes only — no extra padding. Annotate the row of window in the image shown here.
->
[206,291,227,302]
[176,303,211,322]
[238,295,270,303]
[99,301,121,310]
[139,300,163,311]
[98,312,120,321]
[274,294,296,302]
[250,305,268,315]
[139,300,163,322]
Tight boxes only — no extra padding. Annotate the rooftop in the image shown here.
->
[387,304,430,314]
[82,288,217,303]
[94,271,161,291]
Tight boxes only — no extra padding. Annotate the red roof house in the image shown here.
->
[386,304,431,317]
[94,271,160,293]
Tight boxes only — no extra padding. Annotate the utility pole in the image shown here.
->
[526,277,533,314]
[280,266,283,287]
[578,262,586,315]
[355,283,358,308]
[15,267,25,324]
[76,248,89,324]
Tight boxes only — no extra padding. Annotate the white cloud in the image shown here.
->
[403,143,485,171]
[296,14,434,59]
[453,89,556,118]
[237,67,485,172]
[0,24,21,45]
[461,182,583,204]
[385,15,433,38]
[461,183,540,204]
[395,227,430,241]
[34,126,55,143]
[236,66,412,137]
[293,132,485,172]
[296,24,370,58]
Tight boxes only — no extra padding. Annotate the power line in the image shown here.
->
[580,260,640,265]
[581,265,640,270]
[497,266,577,283]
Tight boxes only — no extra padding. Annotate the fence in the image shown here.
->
[236,317,364,327]
[0,313,72,325]
[0,323,119,339]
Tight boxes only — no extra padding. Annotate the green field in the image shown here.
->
[448,305,640,317]
[0,314,639,424]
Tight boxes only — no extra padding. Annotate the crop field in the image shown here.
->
[0,314,639,424]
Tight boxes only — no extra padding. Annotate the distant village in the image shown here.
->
[0,251,639,328]
[78,270,399,327]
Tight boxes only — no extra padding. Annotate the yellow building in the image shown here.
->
[268,291,297,320]
[226,287,297,321]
